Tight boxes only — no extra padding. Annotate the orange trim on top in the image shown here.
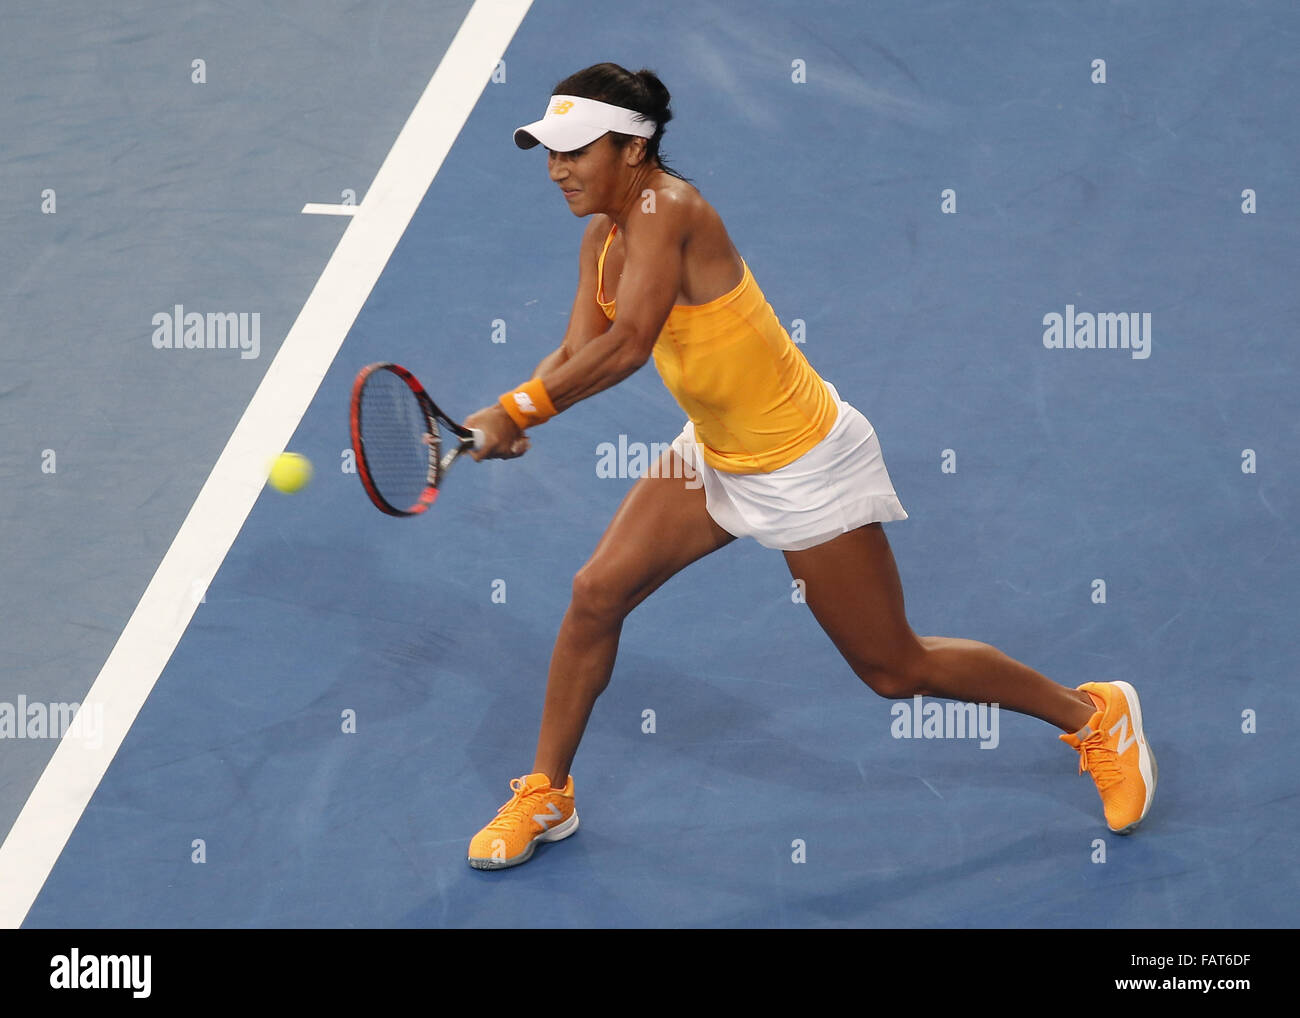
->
[596,222,618,314]
[596,222,749,317]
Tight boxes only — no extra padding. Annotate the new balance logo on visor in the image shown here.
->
[1110,714,1138,755]
[549,99,574,115]
[533,803,563,829]
[513,391,537,414]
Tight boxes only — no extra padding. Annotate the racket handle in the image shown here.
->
[468,427,486,451]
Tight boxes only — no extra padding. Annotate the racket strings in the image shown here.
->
[358,371,439,512]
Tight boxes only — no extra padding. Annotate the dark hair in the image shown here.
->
[553,62,688,180]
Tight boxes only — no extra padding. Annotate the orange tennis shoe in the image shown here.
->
[467,772,579,870]
[1060,681,1157,834]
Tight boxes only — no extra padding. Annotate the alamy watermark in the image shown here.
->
[0,696,104,749]
[152,305,261,359]
[596,434,702,489]
[1042,304,1151,360]
[890,695,999,749]
[50,949,150,998]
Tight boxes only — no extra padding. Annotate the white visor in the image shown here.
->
[514,94,656,152]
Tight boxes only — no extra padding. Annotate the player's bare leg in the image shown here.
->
[783,523,1096,732]
[532,449,734,786]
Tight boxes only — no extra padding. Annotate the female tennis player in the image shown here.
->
[461,63,1156,869]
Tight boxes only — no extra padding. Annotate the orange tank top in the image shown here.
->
[596,223,836,474]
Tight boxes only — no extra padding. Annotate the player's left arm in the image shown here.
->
[465,195,685,459]
[537,196,685,411]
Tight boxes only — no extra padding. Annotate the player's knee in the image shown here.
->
[856,666,916,700]
[570,563,632,625]
[852,647,929,700]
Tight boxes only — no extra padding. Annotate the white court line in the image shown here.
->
[0,0,533,929]
[302,202,359,216]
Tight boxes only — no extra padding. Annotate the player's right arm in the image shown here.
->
[532,215,613,375]
[463,218,614,461]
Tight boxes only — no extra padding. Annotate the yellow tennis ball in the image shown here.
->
[268,452,313,493]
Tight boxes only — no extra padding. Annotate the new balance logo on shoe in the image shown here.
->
[532,803,563,829]
[1110,713,1138,755]
[468,774,579,870]
[1061,682,1156,834]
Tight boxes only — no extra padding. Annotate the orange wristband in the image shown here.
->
[498,377,557,430]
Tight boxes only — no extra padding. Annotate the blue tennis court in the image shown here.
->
[2,0,1296,929]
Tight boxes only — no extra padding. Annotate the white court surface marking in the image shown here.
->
[0,0,534,929]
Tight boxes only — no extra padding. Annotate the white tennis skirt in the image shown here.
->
[669,381,908,552]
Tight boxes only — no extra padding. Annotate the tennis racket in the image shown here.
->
[349,362,485,516]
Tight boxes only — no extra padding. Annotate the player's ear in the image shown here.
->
[625,137,648,167]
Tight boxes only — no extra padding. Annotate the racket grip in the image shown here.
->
[468,427,486,451]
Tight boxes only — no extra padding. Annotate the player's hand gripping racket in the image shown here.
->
[349,362,484,516]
